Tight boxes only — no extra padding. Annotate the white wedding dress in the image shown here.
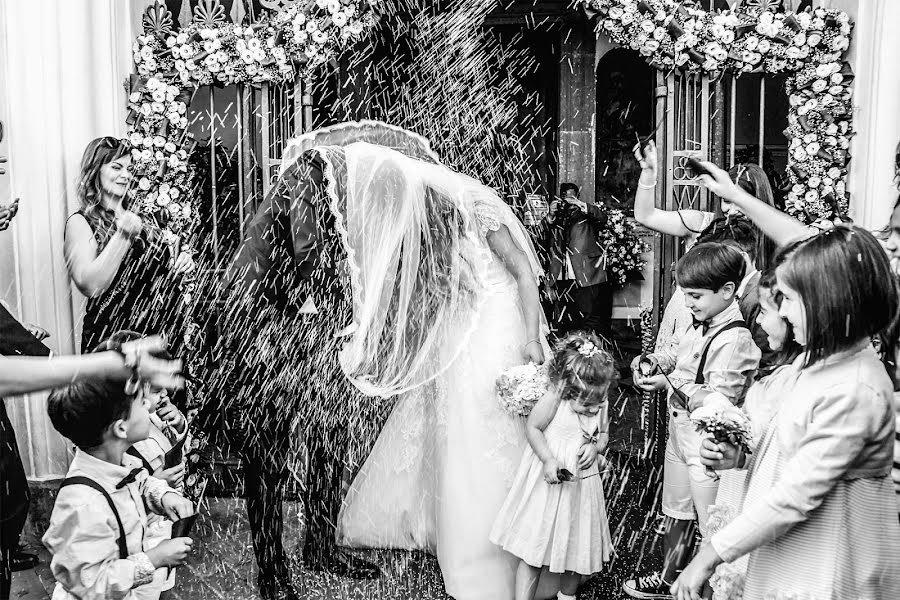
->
[337,202,547,600]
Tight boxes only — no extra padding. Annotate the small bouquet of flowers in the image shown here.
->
[689,404,753,481]
[496,362,550,417]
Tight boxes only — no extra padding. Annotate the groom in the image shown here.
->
[210,148,382,600]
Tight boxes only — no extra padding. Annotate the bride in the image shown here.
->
[321,138,549,600]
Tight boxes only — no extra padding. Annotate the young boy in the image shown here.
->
[624,242,761,599]
[43,378,194,600]
[695,216,775,371]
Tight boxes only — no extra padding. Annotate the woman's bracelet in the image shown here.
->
[638,181,657,190]
[523,338,541,349]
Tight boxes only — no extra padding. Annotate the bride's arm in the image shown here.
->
[486,224,544,364]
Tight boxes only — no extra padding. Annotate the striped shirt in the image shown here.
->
[893,392,900,514]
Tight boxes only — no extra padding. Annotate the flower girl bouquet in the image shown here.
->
[690,404,753,480]
[496,362,550,417]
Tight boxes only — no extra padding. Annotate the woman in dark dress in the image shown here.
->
[64,136,192,353]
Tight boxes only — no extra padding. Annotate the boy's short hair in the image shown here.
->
[47,379,134,450]
[696,217,758,263]
[676,242,746,291]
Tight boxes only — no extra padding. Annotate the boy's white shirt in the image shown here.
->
[649,300,760,410]
[43,450,181,600]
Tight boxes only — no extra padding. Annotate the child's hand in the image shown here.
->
[542,458,563,485]
[699,438,744,471]
[154,464,185,488]
[634,373,668,392]
[577,443,600,470]
[161,492,193,522]
[146,537,193,568]
[156,398,186,433]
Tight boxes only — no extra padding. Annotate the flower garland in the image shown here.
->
[600,209,649,285]
[125,0,379,266]
[577,0,854,223]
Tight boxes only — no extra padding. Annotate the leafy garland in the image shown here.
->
[124,0,379,278]
[577,0,854,223]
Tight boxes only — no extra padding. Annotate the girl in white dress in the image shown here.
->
[490,332,615,600]
[704,270,802,600]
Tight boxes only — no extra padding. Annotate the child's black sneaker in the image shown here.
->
[622,571,673,599]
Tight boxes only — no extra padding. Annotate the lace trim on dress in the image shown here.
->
[474,203,501,235]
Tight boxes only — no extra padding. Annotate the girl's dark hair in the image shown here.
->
[48,379,135,450]
[696,216,758,263]
[548,331,617,403]
[75,136,132,249]
[676,242,746,291]
[713,163,777,269]
[757,269,803,366]
[776,225,900,369]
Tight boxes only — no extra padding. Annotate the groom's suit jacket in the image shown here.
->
[216,148,384,445]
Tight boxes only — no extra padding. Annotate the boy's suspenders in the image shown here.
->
[694,320,748,384]
[58,477,129,559]
[126,446,154,475]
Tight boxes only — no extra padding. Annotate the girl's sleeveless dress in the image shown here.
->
[74,210,181,354]
[490,399,612,575]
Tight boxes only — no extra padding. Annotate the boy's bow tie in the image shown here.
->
[691,318,711,335]
[116,467,144,489]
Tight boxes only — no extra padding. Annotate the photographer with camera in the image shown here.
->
[540,183,612,340]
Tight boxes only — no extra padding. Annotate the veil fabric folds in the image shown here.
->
[290,123,544,399]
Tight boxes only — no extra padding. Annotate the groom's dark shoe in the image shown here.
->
[305,550,381,580]
[258,576,300,600]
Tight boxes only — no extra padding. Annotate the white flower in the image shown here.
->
[293,12,307,26]
[306,20,318,33]
[164,142,177,153]
[204,40,216,53]
[828,167,842,179]
[233,25,243,35]
[327,0,341,13]
[246,64,258,75]
[812,79,828,93]
[151,90,165,103]
[156,192,171,206]
[808,176,822,188]
[805,190,820,202]
[152,135,166,147]
[129,133,143,146]
[168,155,181,168]
[807,33,822,47]
[806,142,821,155]
[333,12,348,27]
[248,38,262,52]
[829,85,843,96]
[786,46,801,59]
[831,73,844,85]
[131,149,143,161]
[180,45,194,59]
[138,177,151,191]
[640,19,654,34]
[170,187,180,200]
[241,50,255,63]
[803,133,817,143]
[175,59,186,72]
[205,55,218,68]
[152,102,165,113]
[168,202,182,216]
[313,31,328,44]
[621,11,635,25]
[155,150,164,160]
[794,147,809,161]
[166,36,177,48]
[757,39,771,53]
[176,32,188,44]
